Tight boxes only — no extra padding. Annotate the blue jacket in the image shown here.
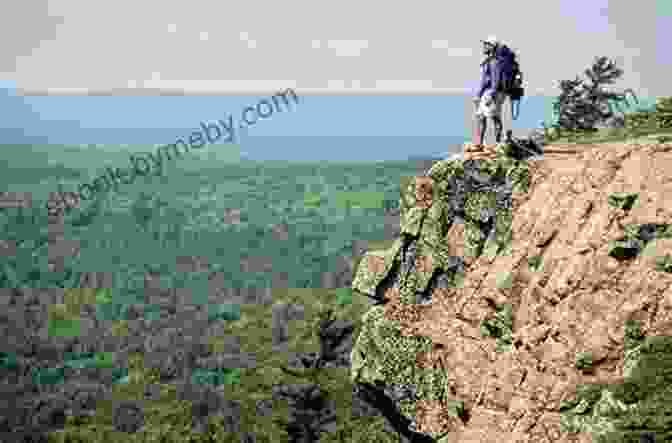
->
[476,45,516,98]
[476,57,496,99]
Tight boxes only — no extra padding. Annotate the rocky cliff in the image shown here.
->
[349,136,672,442]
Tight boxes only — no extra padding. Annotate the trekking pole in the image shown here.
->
[511,98,521,120]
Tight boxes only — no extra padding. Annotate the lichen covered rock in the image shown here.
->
[350,305,451,439]
[350,140,531,439]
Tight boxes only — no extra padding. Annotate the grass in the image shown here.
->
[544,125,672,146]
[334,191,386,210]
[334,287,354,306]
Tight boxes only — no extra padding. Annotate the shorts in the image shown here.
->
[476,89,506,118]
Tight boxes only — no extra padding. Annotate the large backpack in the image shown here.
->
[494,45,524,119]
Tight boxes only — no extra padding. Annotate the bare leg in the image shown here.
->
[478,116,487,146]
[492,116,503,143]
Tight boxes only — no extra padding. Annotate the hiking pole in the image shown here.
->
[511,98,521,120]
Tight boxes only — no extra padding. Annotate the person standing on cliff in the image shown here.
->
[473,35,506,147]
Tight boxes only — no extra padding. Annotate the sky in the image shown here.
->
[3,0,670,97]
[0,0,669,157]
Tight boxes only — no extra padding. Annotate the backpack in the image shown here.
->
[494,45,524,118]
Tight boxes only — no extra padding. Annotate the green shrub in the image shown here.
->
[624,319,644,351]
[654,255,672,273]
[575,351,594,371]
[480,303,514,352]
[607,192,638,211]
[527,255,543,271]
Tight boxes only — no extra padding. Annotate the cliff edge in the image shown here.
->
[350,137,672,442]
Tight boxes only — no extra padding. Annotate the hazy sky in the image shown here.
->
[3,0,670,97]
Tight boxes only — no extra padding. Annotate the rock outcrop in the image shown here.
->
[349,135,672,442]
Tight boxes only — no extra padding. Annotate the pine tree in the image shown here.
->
[550,56,638,134]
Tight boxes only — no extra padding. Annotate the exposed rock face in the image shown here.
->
[351,137,536,440]
[350,137,672,442]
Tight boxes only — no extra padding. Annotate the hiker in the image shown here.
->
[473,35,522,147]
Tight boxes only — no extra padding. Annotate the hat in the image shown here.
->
[482,35,499,46]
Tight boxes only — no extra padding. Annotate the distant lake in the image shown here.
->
[0,91,657,161]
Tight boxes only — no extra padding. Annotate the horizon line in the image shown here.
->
[14,88,559,98]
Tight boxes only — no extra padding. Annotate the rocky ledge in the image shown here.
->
[350,135,672,442]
